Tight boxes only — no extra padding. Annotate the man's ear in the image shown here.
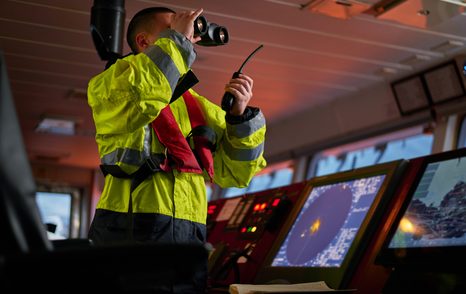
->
[135,32,150,51]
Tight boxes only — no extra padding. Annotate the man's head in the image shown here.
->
[127,7,175,53]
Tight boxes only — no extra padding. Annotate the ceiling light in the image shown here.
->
[439,0,466,7]
[375,67,399,77]
[35,117,75,136]
[416,9,430,16]
[430,40,464,53]
[400,54,432,66]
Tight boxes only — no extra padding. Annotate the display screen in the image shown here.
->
[424,62,465,104]
[271,175,386,267]
[388,156,466,249]
[392,76,430,115]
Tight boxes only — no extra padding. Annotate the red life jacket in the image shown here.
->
[151,91,215,181]
[100,91,216,192]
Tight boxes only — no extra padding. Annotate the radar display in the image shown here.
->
[271,175,385,267]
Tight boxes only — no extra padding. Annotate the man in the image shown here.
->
[87,6,266,291]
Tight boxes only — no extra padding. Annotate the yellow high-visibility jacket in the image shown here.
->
[87,29,266,243]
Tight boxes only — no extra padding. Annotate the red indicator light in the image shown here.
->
[260,203,267,210]
[241,227,247,233]
[272,198,280,207]
[254,204,260,211]
[207,205,217,215]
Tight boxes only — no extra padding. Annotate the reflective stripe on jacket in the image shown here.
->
[88,29,266,225]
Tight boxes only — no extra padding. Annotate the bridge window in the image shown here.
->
[35,187,82,239]
[35,191,72,240]
[457,115,466,149]
[308,126,434,178]
[223,161,294,198]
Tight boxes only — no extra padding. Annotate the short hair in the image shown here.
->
[126,7,175,53]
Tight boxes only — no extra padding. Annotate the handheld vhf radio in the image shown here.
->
[221,44,264,112]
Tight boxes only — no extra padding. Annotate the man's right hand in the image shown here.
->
[171,8,203,44]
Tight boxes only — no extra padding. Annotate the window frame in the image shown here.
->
[307,125,434,179]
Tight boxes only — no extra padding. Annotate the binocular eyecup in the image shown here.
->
[194,15,229,46]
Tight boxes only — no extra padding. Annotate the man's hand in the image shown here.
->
[171,8,203,43]
[225,74,254,116]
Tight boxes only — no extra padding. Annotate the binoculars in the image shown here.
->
[194,15,229,46]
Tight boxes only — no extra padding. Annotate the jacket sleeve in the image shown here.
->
[191,91,267,188]
[88,29,196,135]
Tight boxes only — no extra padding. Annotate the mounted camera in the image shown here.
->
[194,15,229,46]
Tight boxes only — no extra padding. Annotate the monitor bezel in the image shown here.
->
[255,160,406,289]
[376,148,466,271]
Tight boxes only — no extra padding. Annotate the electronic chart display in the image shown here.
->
[271,175,386,267]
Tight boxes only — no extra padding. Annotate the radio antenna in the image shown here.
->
[238,44,264,73]
[221,44,264,112]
